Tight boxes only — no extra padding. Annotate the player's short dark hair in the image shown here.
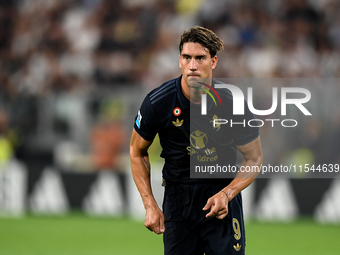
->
[179,26,224,57]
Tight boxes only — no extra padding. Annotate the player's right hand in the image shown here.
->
[144,206,165,235]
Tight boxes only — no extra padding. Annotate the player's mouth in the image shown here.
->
[188,74,200,78]
[188,74,201,85]
[188,76,203,89]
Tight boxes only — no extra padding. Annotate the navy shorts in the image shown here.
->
[163,182,245,255]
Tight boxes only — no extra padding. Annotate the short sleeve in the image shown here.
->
[134,95,158,141]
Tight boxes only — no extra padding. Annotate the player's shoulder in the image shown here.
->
[147,77,179,106]
[213,79,234,102]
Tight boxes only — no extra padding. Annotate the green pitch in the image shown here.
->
[0,214,339,255]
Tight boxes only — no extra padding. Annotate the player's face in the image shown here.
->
[179,42,218,103]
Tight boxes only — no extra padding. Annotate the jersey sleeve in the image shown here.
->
[232,98,259,146]
[134,95,158,141]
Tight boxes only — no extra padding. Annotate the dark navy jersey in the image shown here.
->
[189,80,259,180]
[134,76,259,184]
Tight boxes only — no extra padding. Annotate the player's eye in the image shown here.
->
[182,55,191,60]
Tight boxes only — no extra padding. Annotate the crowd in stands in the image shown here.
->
[1,0,340,170]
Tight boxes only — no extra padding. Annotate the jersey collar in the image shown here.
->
[176,75,217,110]
[207,79,217,111]
[176,75,190,109]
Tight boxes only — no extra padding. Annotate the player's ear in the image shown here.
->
[179,55,182,68]
[211,55,218,70]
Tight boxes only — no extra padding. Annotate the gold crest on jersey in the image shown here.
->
[210,115,221,131]
[172,118,184,127]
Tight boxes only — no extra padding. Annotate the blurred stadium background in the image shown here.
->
[0,0,340,254]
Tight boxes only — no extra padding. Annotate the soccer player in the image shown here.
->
[130,26,263,255]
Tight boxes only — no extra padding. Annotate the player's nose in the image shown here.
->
[190,59,197,70]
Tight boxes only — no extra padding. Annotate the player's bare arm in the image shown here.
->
[130,129,165,234]
[203,136,263,219]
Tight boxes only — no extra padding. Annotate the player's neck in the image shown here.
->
[180,76,191,101]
